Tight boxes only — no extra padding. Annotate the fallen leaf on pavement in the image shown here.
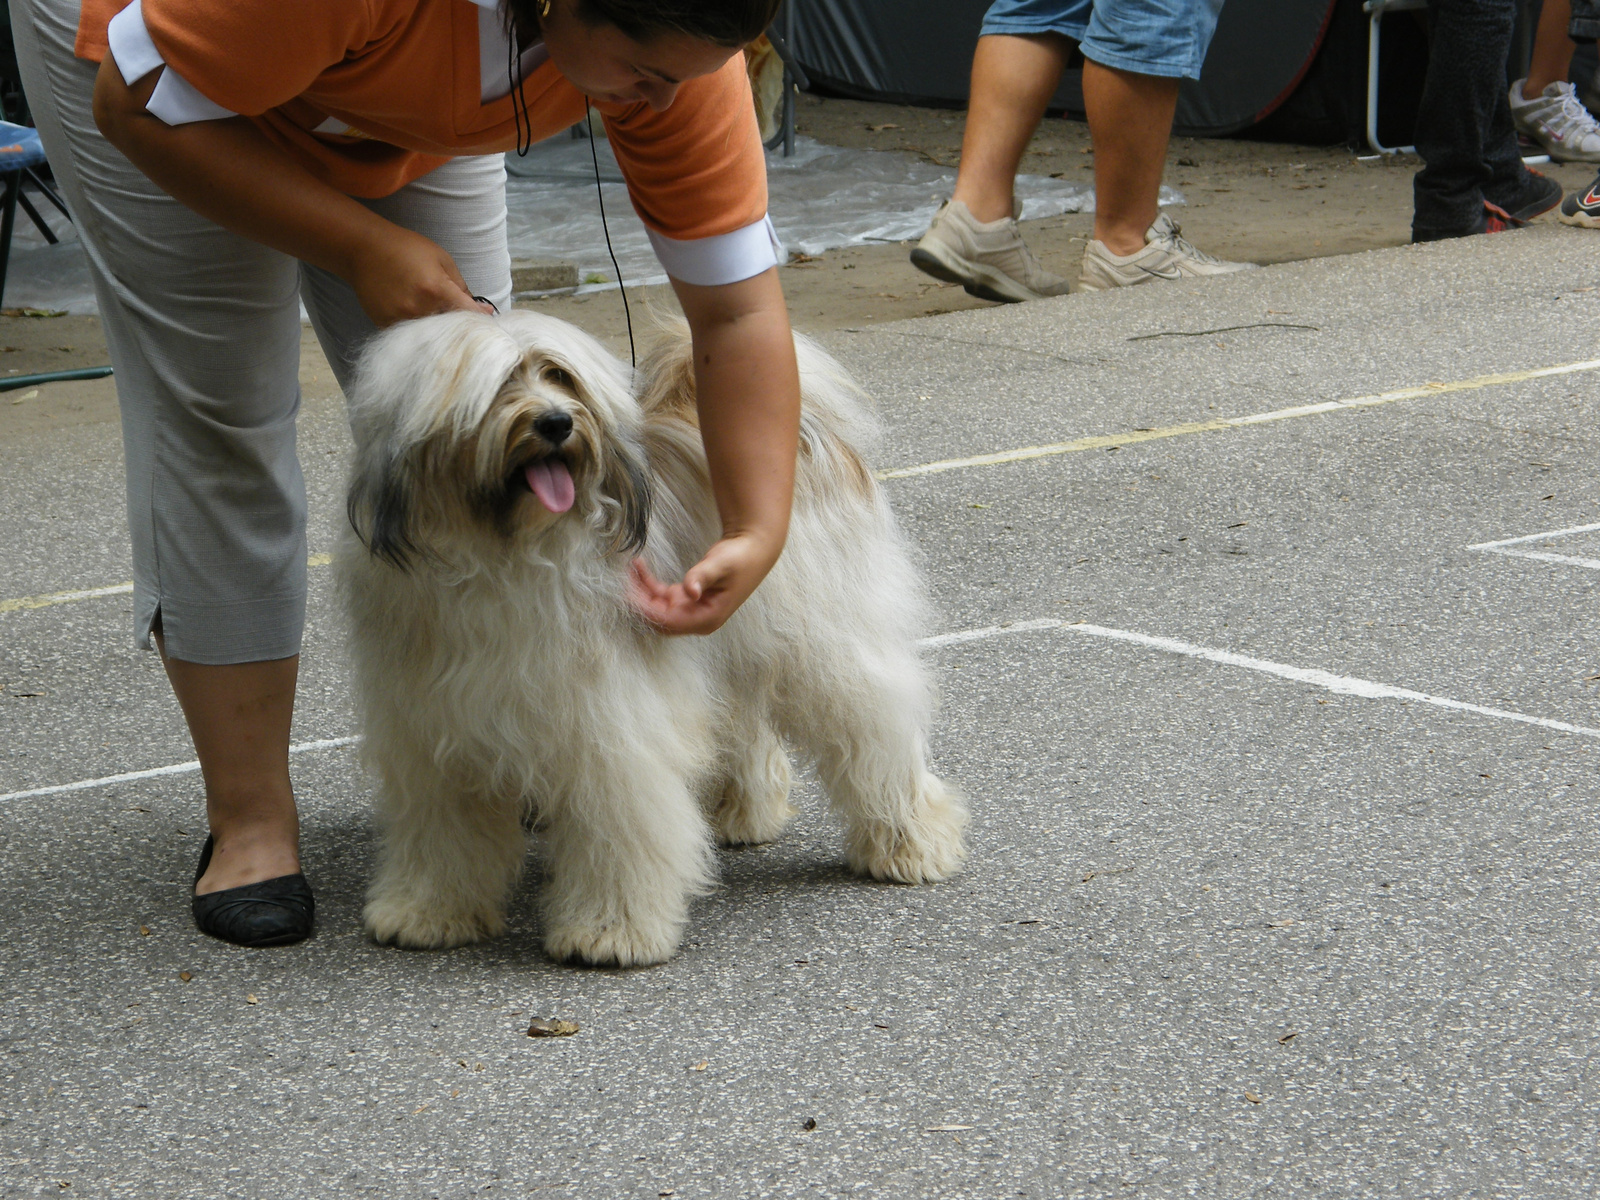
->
[926,1124,974,1132]
[1279,1032,1298,1044]
[526,1017,579,1038]
[689,1061,707,1071]
[178,971,192,983]
[1245,1092,1262,1104]
[246,994,258,1005]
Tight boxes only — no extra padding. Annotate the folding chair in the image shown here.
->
[0,119,73,308]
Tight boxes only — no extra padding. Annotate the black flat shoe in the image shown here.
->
[192,836,315,947]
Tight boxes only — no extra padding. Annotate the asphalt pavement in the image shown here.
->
[3,225,1599,1198]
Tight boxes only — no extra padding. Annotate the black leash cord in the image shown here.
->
[585,99,636,369]
[503,24,633,367]
[508,25,531,156]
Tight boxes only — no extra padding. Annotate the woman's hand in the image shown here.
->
[344,226,492,327]
[629,268,799,637]
[94,59,490,328]
[627,530,783,635]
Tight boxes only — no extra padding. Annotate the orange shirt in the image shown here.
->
[76,0,768,242]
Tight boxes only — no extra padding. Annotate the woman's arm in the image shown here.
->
[628,267,800,635]
[92,58,488,326]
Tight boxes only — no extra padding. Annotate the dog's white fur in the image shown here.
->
[338,310,966,966]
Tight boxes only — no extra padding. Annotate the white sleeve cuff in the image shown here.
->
[646,215,783,287]
[107,0,238,126]
[106,1,162,84]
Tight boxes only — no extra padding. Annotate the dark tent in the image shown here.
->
[788,0,1339,137]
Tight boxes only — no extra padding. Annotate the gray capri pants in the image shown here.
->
[13,0,515,665]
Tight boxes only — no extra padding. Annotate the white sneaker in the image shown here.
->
[1509,78,1600,164]
[1078,213,1256,292]
[910,199,1072,303]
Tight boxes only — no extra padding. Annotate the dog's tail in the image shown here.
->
[636,320,884,499]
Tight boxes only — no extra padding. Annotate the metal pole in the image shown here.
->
[783,0,796,157]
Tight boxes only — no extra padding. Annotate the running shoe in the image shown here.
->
[1077,213,1255,291]
[1509,78,1600,164]
[1484,168,1564,228]
[1559,171,1600,227]
[910,199,1072,303]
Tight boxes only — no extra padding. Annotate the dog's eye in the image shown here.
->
[542,366,576,391]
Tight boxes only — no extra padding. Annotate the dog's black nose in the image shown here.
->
[534,411,572,444]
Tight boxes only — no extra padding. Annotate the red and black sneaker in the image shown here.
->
[1559,171,1600,228]
[1416,170,1563,242]
[1484,168,1564,230]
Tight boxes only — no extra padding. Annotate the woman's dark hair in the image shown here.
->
[508,0,780,48]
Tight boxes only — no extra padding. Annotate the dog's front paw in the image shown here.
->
[846,775,970,885]
[364,896,505,949]
[543,913,681,968]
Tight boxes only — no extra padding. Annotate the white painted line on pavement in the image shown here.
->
[0,582,133,613]
[877,357,1600,480]
[1468,522,1600,572]
[926,617,1600,739]
[1056,622,1600,739]
[0,736,358,804]
[918,618,1065,648]
[8,615,1597,805]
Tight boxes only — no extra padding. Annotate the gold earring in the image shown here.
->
[538,0,551,18]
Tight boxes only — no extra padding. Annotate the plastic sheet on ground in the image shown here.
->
[507,133,1184,290]
[6,134,1185,312]
[3,208,96,315]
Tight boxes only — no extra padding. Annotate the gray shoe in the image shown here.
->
[1509,78,1600,164]
[910,199,1072,303]
[1078,213,1256,292]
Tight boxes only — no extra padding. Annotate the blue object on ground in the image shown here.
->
[0,121,49,171]
[0,120,74,308]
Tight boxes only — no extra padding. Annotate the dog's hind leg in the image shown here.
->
[538,748,715,969]
[708,707,795,847]
[363,741,525,949]
[778,648,968,886]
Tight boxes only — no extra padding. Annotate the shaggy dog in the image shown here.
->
[338,310,967,967]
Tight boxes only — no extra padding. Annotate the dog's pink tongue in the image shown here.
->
[525,459,575,513]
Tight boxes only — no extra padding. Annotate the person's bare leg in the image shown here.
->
[951,33,1072,223]
[157,636,302,894]
[1082,58,1180,255]
[1526,0,1574,94]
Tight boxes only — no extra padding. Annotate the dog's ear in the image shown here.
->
[347,449,421,570]
[597,429,653,554]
